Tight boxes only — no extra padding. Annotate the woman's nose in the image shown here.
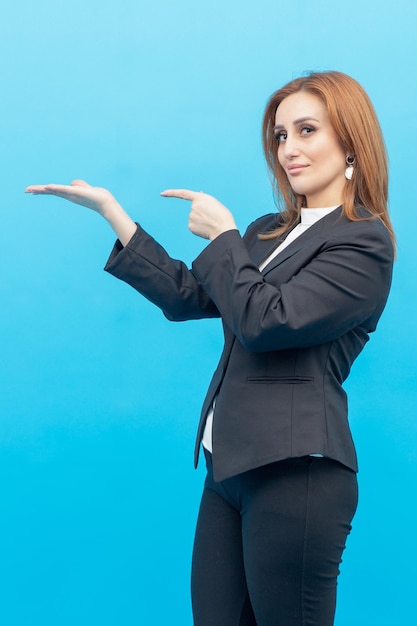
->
[282,135,300,159]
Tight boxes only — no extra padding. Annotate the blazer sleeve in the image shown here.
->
[191,219,394,352]
[104,224,220,320]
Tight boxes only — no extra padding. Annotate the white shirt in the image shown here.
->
[202,206,339,453]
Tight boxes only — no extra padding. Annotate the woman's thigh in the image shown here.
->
[240,457,358,626]
[191,456,358,626]
[191,478,257,626]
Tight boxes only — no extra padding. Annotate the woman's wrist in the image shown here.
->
[209,220,238,241]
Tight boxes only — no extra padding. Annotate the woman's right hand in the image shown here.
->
[25,179,137,246]
[25,179,118,218]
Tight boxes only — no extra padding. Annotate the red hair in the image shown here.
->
[261,71,395,250]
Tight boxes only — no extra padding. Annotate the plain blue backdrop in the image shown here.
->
[1,1,416,624]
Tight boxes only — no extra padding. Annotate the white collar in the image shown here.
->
[300,206,339,225]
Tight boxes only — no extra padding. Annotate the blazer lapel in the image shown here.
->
[250,234,288,268]
[260,206,344,275]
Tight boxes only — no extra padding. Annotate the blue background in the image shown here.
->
[1,1,416,624]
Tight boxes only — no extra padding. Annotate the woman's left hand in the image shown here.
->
[160,189,237,241]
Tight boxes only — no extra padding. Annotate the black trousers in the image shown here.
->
[191,453,358,626]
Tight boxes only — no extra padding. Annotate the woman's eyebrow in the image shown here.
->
[274,116,320,130]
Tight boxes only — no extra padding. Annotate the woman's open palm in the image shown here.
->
[26,179,117,217]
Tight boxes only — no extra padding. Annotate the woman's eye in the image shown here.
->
[300,126,315,136]
[274,131,287,143]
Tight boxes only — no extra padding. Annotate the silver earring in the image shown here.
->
[345,155,355,180]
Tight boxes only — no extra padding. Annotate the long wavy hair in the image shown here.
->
[261,71,395,250]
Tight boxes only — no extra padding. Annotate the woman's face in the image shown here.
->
[274,91,347,208]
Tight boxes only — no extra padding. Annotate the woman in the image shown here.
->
[26,70,395,626]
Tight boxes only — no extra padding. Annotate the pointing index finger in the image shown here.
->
[160,188,198,201]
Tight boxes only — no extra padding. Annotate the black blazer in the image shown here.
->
[105,206,394,482]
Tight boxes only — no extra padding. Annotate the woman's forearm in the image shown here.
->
[101,198,137,246]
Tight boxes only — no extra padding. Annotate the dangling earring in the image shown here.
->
[345,155,355,180]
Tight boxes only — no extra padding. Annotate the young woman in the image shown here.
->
[26,71,395,626]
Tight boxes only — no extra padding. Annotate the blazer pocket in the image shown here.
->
[246,376,314,384]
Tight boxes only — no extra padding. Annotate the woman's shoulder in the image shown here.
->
[328,207,395,260]
[339,206,392,238]
[244,212,284,236]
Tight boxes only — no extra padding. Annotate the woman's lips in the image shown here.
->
[287,164,309,175]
